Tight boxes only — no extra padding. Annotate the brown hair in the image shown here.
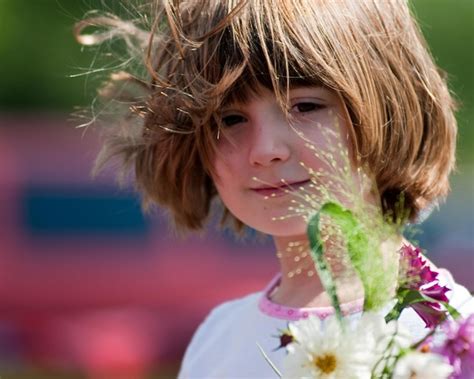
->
[75,0,457,233]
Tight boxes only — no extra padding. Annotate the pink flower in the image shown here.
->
[399,245,450,328]
[434,315,474,379]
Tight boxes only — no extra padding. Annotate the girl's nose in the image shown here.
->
[248,116,291,167]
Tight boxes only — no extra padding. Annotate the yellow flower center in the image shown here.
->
[313,353,337,374]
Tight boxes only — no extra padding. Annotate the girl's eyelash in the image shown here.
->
[291,102,325,113]
[221,101,324,127]
[222,114,247,127]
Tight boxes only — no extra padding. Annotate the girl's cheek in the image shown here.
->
[215,137,238,156]
[216,125,251,151]
[211,155,237,188]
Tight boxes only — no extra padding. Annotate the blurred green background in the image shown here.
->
[0,0,473,163]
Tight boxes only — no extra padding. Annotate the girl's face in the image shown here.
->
[212,85,353,237]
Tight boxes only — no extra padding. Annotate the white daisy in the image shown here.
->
[392,351,453,379]
[371,318,413,375]
[281,313,387,379]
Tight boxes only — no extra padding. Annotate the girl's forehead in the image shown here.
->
[221,81,326,108]
[222,80,328,108]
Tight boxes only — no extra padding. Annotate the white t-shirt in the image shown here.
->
[178,269,473,378]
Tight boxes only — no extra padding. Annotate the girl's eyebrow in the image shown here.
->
[219,84,327,111]
[288,83,325,91]
[288,85,332,101]
[219,102,244,111]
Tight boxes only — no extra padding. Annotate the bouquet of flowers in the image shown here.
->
[258,122,473,379]
[262,241,473,379]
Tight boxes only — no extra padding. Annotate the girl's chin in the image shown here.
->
[249,218,308,237]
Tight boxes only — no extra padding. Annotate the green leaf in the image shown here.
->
[307,206,344,323]
[385,289,425,323]
[307,201,395,321]
[385,288,461,323]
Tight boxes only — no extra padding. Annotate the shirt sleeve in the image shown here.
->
[177,300,235,379]
[438,268,474,317]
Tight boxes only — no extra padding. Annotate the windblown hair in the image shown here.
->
[75,0,457,233]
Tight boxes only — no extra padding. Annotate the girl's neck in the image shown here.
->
[271,233,401,308]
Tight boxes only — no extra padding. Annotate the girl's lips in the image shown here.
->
[251,179,311,197]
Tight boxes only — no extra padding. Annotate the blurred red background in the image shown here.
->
[0,0,472,377]
[0,115,472,378]
[0,115,280,378]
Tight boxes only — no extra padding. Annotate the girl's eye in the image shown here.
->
[292,102,325,113]
[222,114,247,127]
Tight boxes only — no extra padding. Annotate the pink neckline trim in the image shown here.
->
[258,273,364,321]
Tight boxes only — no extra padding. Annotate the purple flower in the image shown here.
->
[410,301,447,329]
[433,315,474,379]
[399,245,450,328]
[276,331,294,350]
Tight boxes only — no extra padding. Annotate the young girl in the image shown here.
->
[75,0,474,377]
